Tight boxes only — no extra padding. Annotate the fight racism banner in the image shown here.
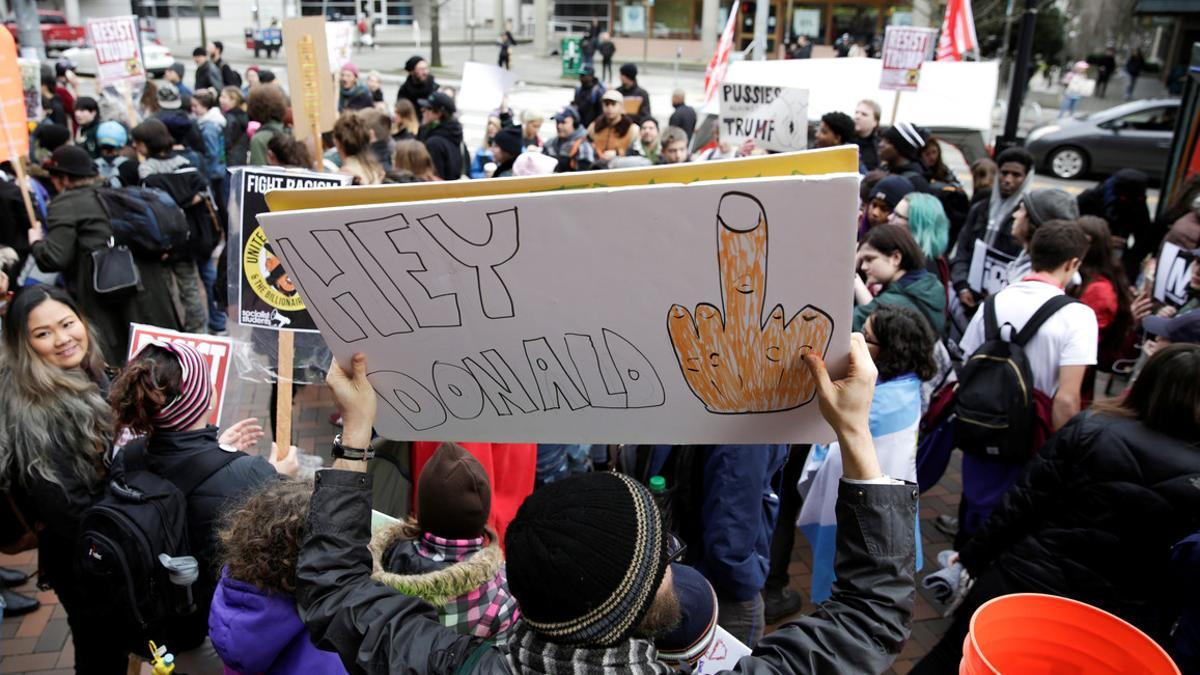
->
[259,172,859,444]
[235,167,351,331]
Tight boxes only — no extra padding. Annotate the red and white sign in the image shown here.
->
[128,324,234,427]
[85,15,145,88]
[936,0,978,62]
[703,0,740,109]
[879,26,938,91]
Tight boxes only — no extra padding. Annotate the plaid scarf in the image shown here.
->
[504,623,673,675]
[418,532,484,562]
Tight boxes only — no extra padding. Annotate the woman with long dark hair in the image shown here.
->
[1072,215,1134,396]
[0,285,126,670]
[913,343,1200,674]
[852,224,947,335]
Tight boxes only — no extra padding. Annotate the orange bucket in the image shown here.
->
[960,593,1179,674]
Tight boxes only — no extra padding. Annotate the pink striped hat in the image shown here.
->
[151,342,212,432]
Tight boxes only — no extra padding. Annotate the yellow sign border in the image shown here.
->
[264,145,859,213]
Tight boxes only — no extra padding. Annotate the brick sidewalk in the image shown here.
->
[1,385,962,673]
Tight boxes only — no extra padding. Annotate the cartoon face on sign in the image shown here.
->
[243,226,305,312]
[775,97,808,150]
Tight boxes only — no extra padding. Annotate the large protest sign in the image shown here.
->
[967,239,1016,296]
[457,62,520,112]
[1154,242,1195,307]
[128,324,234,426]
[260,173,858,444]
[283,17,338,144]
[326,21,355,72]
[719,83,809,153]
[18,58,40,121]
[266,146,859,213]
[695,627,752,675]
[879,26,938,91]
[85,16,146,88]
[236,167,351,331]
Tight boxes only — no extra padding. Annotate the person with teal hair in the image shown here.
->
[890,192,949,264]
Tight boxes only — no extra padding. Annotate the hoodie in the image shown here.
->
[197,107,228,181]
[209,570,346,674]
[420,119,465,180]
[852,267,947,335]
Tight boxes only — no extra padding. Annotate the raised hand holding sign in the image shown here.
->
[667,192,833,413]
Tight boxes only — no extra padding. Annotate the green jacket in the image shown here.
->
[852,268,947,336]
[248,121,287,166]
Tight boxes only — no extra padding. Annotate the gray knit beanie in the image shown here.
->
[1022,188,1079,226]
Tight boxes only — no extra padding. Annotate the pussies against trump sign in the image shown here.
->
[259,174,857,443]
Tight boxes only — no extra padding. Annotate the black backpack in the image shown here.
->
[142,167,220,261]
[77,444,243,658]
[95,186,191,261]
[954,294,1077,462]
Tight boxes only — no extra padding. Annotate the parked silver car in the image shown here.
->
[1025,99,1179,181]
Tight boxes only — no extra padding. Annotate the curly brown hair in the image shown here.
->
[108,343,182,436]
[246,83,288,124]
[217,479,313,594]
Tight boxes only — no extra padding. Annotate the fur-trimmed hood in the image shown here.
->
[369,518,503,605]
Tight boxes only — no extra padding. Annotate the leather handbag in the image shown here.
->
[91,237,140,302]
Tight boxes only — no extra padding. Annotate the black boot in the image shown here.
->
[763,587,804,623]
[1,587,41,616]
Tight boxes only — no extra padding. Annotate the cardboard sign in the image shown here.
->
[86,16,146,88]
[694,626,753,674]
[236,167,351,331]
[457,61,519,112]
[1154,241,1195,307]
[967,239,1016,296]
[719,83,809,153]
[283,17,338,143]
[260,173,858,444]
[0,29,29,160]
[127,324,234,427]
[879,26,938,91]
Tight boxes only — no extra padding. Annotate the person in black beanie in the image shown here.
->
[295,342,918,675]
[398,56,439,112]
[490,125,523,178]
[616,63,651,124]
[880,121,932,190]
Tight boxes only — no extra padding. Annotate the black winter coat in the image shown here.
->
[616,83,652,123]
[223,107,250,167]
[420,120,465,181]
[949,199,1020,294]
[398,74,438,110]
[959,412,1200,641]
[296,470,917,674]
[669,103,697,140]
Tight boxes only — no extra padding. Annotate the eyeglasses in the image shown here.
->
[666,533,687,564]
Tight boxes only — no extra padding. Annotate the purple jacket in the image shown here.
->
[209,570,346,674]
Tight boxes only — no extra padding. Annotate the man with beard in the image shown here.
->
[398,56,438,111]
[573,65,606,130]
[418,92,464,180]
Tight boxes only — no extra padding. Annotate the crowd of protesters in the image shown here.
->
[0,41,1198,675]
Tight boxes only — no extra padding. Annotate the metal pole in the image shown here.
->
[753,0,767,59]
[469,0,475,61]
[999,0,1014,91]
[642,0,649,63]
[12,0,45,59]
[1001,0,1036,148]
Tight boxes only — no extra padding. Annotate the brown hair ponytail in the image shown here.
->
[108,345,182,436]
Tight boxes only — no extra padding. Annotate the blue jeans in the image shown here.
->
[1058,94,1080,118]
[199,259,226,332]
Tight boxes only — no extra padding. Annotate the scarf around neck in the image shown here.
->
[985,167,1035,246]
[504,623,673,675]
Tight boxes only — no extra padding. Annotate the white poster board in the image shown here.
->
[1154,242,1195,307]
[85,15,145,88]
[326,21,355,72]
[879,25,938,91]
[457,61,520,112]
[967,239,1017,296]
[694,626,753,674]
[725,59,999,133]
[719,83,809,152]
[259,174,857,444]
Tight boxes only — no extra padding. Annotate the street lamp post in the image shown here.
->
[1000,0,1037,150]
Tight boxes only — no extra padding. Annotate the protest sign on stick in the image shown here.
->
[284,17,337,145]
[18,58,41,120]
[719,83,809,153]
[458,62,520,112]
[233,167,350,454]
[86,15,145,123]
[879,25,938,124]
[128,324,234,427]
[260,172,859,444]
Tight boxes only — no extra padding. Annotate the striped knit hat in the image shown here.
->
[504,472,668,647]
[150,342,212,431]
[882,121,926,161]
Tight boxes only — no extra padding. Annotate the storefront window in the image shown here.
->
[651,0,693,38]
[830,4,878,42]
[788,3,823,42]
[616,1,647,35]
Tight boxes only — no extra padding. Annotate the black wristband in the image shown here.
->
[332,433,374,461]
